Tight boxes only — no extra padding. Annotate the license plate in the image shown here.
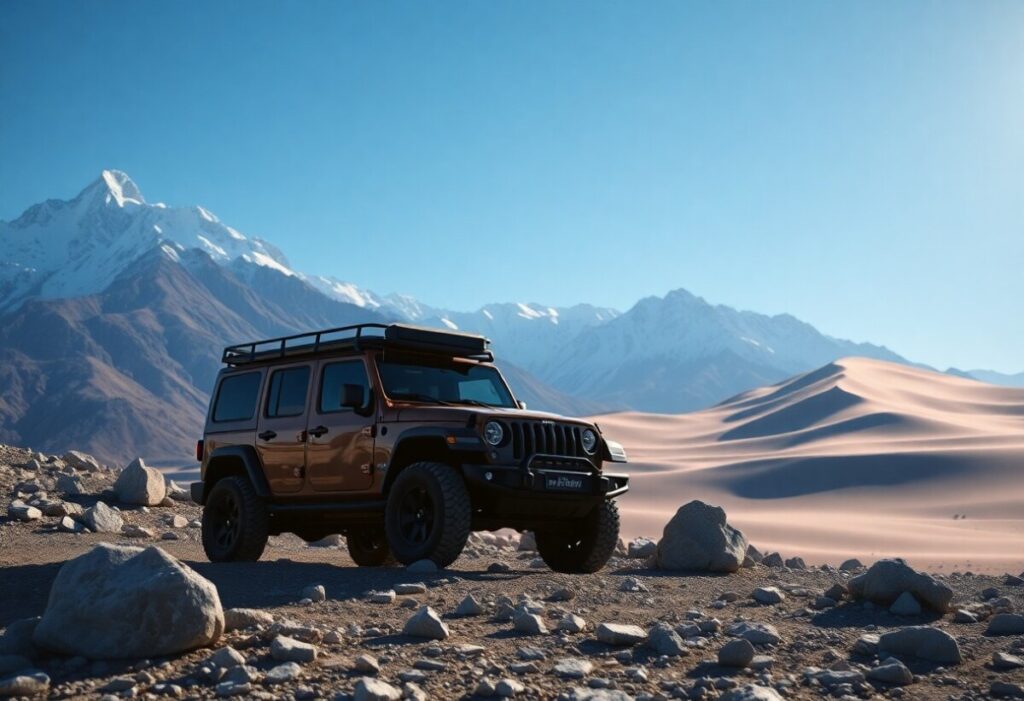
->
[543,473,587,492]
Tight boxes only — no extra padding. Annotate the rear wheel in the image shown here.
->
[201,476,269,562]
[346,528,395,566]
[384,462,471,568]
[535,499,620,573]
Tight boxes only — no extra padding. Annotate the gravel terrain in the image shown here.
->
[2,444,1023,701]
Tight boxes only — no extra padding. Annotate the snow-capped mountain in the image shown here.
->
[0,171,295,310]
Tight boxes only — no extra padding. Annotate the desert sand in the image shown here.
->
[597,357,1024,573]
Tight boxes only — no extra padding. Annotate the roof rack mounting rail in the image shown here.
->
[221,323,493,366]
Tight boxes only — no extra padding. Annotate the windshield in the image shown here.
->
[378,356,517,408]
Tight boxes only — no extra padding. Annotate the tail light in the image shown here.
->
[195,439,204,462]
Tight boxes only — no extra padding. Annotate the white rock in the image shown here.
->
[265,661,303,684]
[719,685,784,701]
[62,450,101,472]
[32,544,223,658]
[368,590,396,604]
[223,608,274,631]
[718,638,755,667]
[727,621,783,646]
[82,501,123,533]
[0,671,50,697]
[354,653,380,673]
[121,524,154,539]
[752,587,785,605]
[646,623,685,656]
[867,659,914,685]
[354,677,402,701]
[301,585,326,603]
[406,559,438,574]
[553,657,593,679]
[557,614,587,634]
[455,594,485,616]
[595,623,646,646]
[890,591,922,616]
[55,473,83,495]
[402,606,449,640]
[270,635,317,663]
[113,457,166,506]
[7,502,42,522]
[513,612,547,635]
[207,646,246,669]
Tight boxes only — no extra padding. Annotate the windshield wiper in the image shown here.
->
[389,392,454,406]
[456,399,497,408]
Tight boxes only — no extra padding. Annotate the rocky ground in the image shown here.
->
[1,444,1024,701]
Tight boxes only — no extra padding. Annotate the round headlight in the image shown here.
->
[581,428,598,454]
[484,421,504,446]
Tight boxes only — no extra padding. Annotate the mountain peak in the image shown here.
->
[77,169,145,208]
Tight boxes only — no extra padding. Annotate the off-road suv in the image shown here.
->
[191,323,629,573]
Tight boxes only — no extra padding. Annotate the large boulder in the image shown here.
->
[848,558,954,612]
[33,544,223,659]
[113,458,166,506]
[877,626,962,665]
[653,501,747,572]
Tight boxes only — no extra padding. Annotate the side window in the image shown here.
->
[319,361,370,413]
[265,366,311,418]
[212,372,262,423]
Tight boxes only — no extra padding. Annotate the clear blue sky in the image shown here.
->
[1,2,1022,372]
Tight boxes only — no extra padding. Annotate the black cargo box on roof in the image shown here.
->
[385,324,488,354]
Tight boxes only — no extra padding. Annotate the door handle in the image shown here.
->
[258,430,277,441]
[308,425,328,438]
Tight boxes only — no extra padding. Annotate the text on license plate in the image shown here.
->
[544,474,586,491]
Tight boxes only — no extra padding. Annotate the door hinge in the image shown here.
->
[361,425,376,437]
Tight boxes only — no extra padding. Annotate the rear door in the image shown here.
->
[305,358,375,492]
[256,362,313,494]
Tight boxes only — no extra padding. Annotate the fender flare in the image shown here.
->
[198,445,271,503]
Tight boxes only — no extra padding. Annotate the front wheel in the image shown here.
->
[535,500,620,573]
[346,528,395,567]
[201,476,269,562]
[384,462,471,568]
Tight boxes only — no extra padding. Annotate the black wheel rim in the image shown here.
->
[398,486,435,545]
[212,493,241,551]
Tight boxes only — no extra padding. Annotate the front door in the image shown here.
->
[305,358,376,492]
[256,362,313,494]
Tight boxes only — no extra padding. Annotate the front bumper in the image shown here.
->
[462,458,629,499]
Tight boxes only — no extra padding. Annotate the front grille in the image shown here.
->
[509,420,590,462]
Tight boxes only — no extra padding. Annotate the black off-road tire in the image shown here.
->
[535,499,620,573]
[384,462,471,568]
[346,528,396,567]
[201,476,269,562]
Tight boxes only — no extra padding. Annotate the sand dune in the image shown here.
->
[596,357,1024,573]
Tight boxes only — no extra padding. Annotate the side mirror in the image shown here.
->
[517,400,528,410]
[341,384,369,414]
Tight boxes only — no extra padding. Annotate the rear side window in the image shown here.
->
[319,361,370,413]
[212,372,262,423]
[265,366,310,418]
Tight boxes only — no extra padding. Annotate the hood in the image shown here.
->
[392,403,594,426]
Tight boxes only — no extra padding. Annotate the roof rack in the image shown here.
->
[221,323,493,366]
